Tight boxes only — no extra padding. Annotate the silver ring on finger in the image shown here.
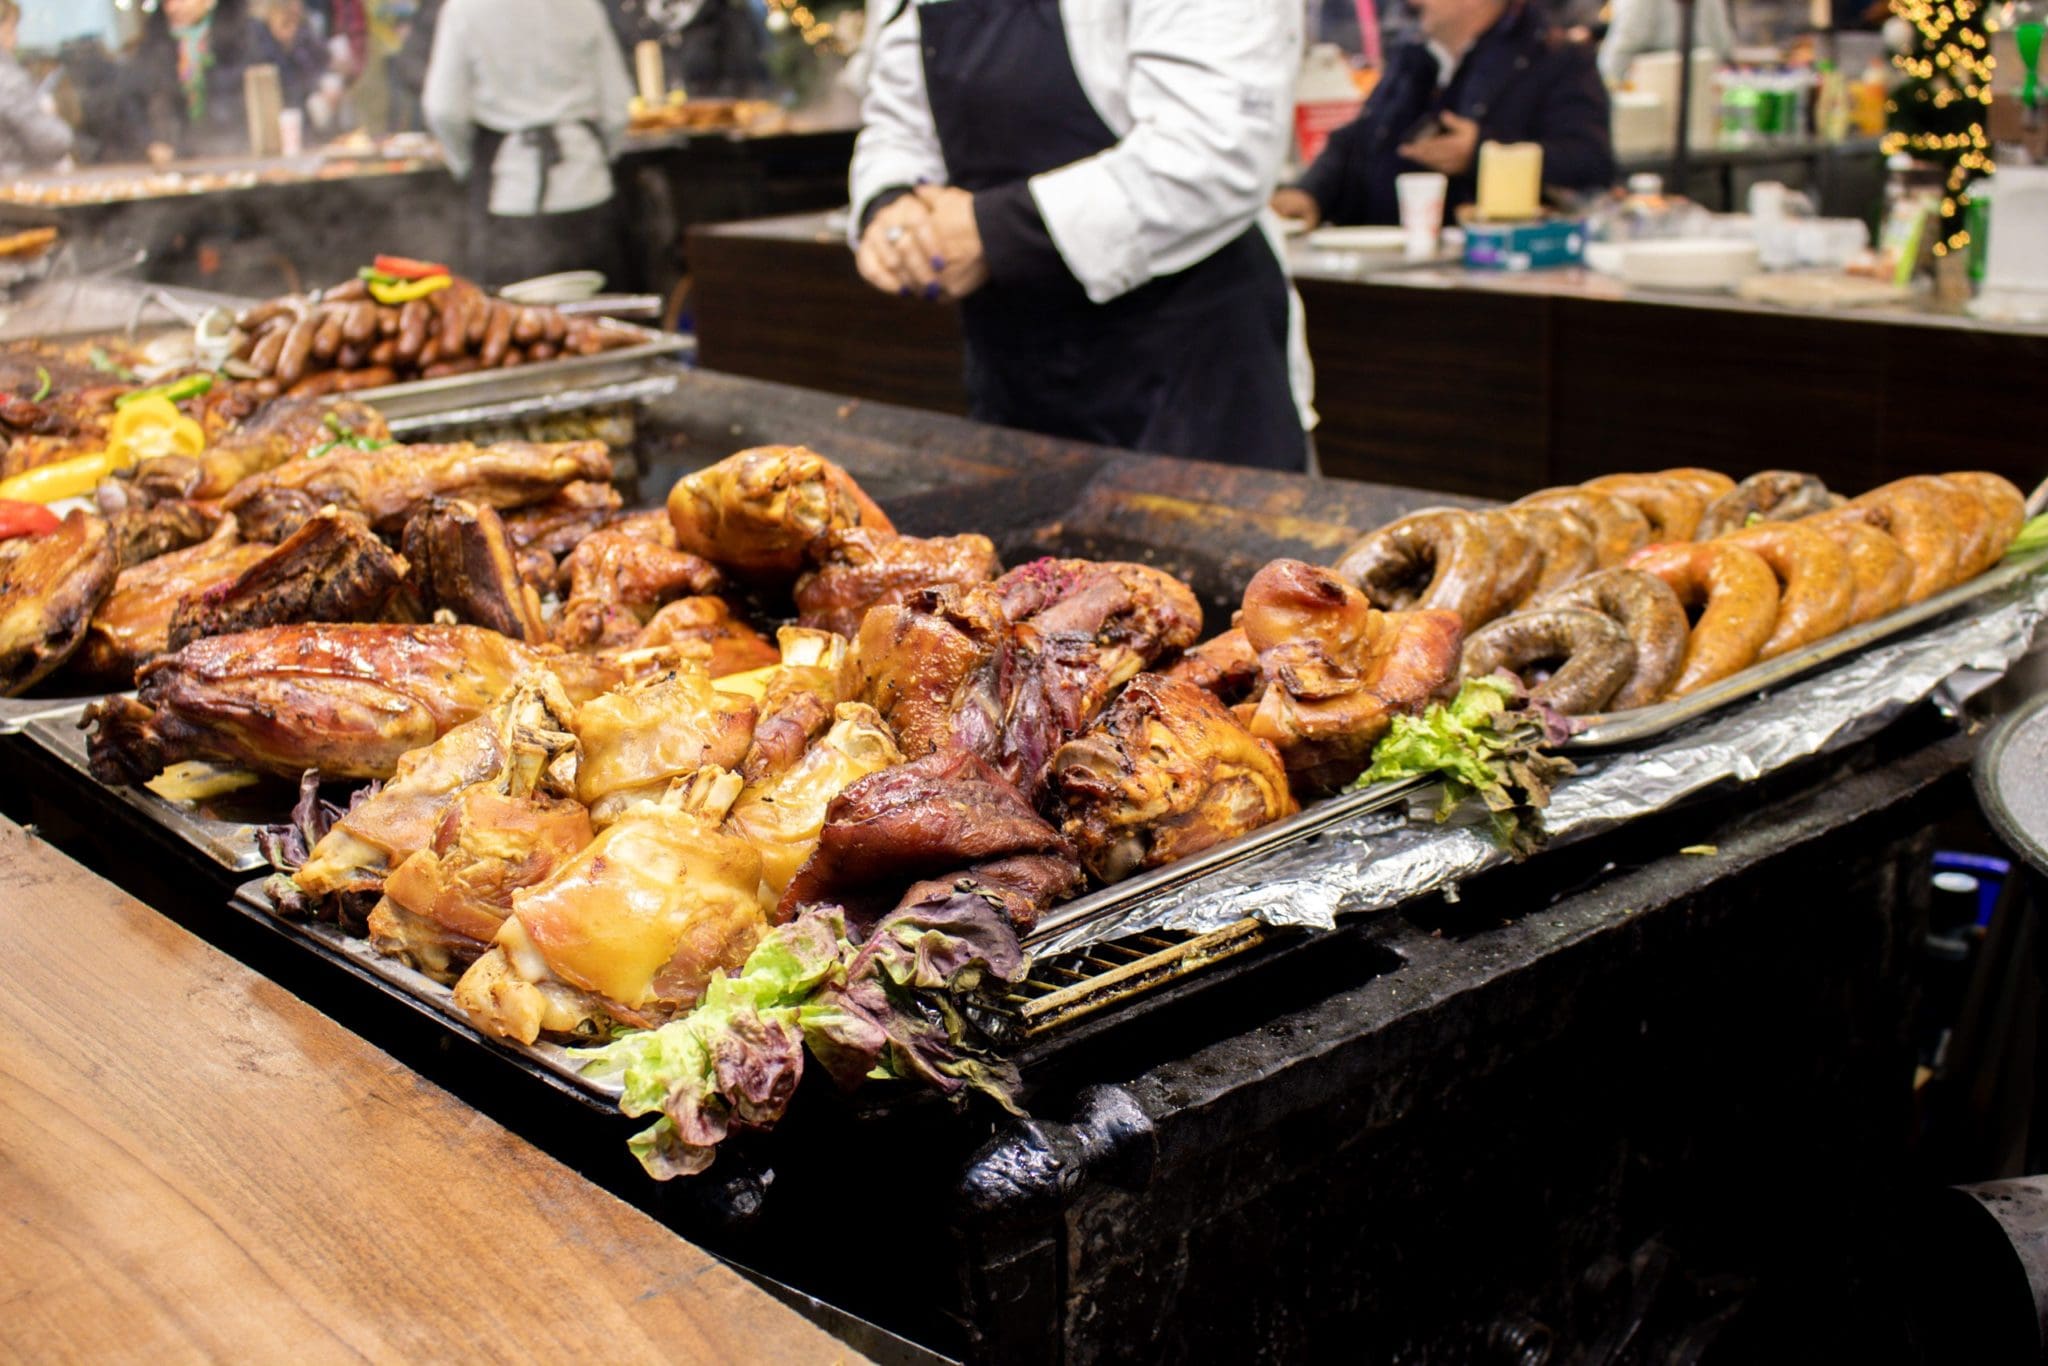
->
[885,225,906,244]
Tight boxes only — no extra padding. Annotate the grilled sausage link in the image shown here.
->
[1583,472,1708,543]
[1720,522,1854,659]
[1626,540,1781,696]
[1460,606,1639,715]
[1534,566,1688,709]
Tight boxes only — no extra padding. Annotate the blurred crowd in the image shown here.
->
[2,0,780,173]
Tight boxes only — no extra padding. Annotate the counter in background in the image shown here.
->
[690,210,2048,499]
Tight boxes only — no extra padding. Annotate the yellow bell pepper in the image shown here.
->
[0,447,134,504]
[108,395,205,460]
[368,273,452,306]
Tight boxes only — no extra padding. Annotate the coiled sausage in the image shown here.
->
[1460,607,1638,715]
[1627,541,1781,696]
[1534,566,1688,709]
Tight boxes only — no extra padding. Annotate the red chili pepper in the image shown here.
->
[0,500,61,539]
[373,254,452,281]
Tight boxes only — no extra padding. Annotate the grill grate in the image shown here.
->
[977,920,1271,1042]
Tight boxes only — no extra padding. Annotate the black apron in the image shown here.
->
[916,0,1306,472]
[466,121,622,288]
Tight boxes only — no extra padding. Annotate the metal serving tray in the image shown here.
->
[349,319,686,428]
[1567,546,2048,749]
[19,704,270,871]
[0,691,110,735]
[226,877,621,1111]
[1024,547,2048,947]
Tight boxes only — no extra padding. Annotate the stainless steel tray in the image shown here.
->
[1567,546,2048,748]
[19,704,270,871]
[0,690,111,735]
[1024,547,2048,947]
[227,877,621,1109]
[351,319,686,427]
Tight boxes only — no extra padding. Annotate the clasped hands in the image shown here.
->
[855,185,989,302]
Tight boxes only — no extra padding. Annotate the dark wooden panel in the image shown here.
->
[1297,277,1551,498]
[1877,325,2048,492]
[690,226,970,416]
[1548,296,1888,489]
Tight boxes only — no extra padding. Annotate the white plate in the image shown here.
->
[1304,225,1412,253]
[1618,238,1760,292]
[500,270,607,305]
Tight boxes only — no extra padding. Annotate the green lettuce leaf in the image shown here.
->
[1354,673,1576,854]
[2008,513,2048,559]
[574,895,1026,1180]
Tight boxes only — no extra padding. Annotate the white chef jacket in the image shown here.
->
[423,0,634,217]
[849,0,1317,430]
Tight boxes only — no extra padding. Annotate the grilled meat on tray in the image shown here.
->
[223,438,612,543]
[400,497,548,643]
[165,507,409,651]
[69,518,274,685]
[83,622,636,784]
[0,509,117,695]
[795,526,1000,638]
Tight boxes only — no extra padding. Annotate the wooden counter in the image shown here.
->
[689,211,2048,500]
[0,816,864,1364]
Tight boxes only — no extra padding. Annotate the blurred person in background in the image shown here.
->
[1272,0,1614,228]
[249,0,330,111]
[424,0,632,285]
[1598,0,1731,84]
[135,0,254,164]
[386,0,437,132]
[0,0,74,176]
[608,0,769,99]
[61,36,152,164]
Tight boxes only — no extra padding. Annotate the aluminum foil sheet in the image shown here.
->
[1026,571,2048,960]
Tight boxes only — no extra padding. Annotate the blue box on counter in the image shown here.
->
[1462,218,1587,271]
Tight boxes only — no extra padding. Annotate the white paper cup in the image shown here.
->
[278,109,304,157]
[1396,171,1448,259]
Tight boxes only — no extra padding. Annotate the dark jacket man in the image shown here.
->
[1289,1,1614,227]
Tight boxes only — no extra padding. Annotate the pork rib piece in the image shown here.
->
[136,397,391,502]
[84,623,627,784]
[69,518,274,685]
[223,438,611,543]
[166,507,408,651]
[400,497,548,643]
[553,528,724,650]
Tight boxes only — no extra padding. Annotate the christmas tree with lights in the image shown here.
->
[1884,0,1996,254]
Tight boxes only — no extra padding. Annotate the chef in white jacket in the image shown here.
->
[848,0,1313,472]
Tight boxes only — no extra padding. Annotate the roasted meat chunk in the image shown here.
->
[1238,560,1464,794]
[889,853,1087,937]
[795,527,1000,638]
[69,519,274,685]
[100,495,226,569]
[223,438,611,542]
[995,559,1203,791]
[0,509,118,695]
[728,702,903,902]
[165,507,408,651]
[855,582,1009,764]
[667,445,894,577]
[294,673,581,908]
[499,480,623,558]
[777,749,1076,931]
[633,596,780,676]
[740,627,855,785]
[400,497,547,643]
[1159,626,1261,706]
[554,528,724,650]
[453,768,767,1044]
[136,397,391,501]
[84,623,611,784]
[1046,674,1297,884]
[570,664,757,825]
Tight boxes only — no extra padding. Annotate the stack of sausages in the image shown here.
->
[230,276,633,399]
[1330,467,2030,716]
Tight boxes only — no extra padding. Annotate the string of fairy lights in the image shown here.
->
[763,0,856,54]
[1881,0,1997,253]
